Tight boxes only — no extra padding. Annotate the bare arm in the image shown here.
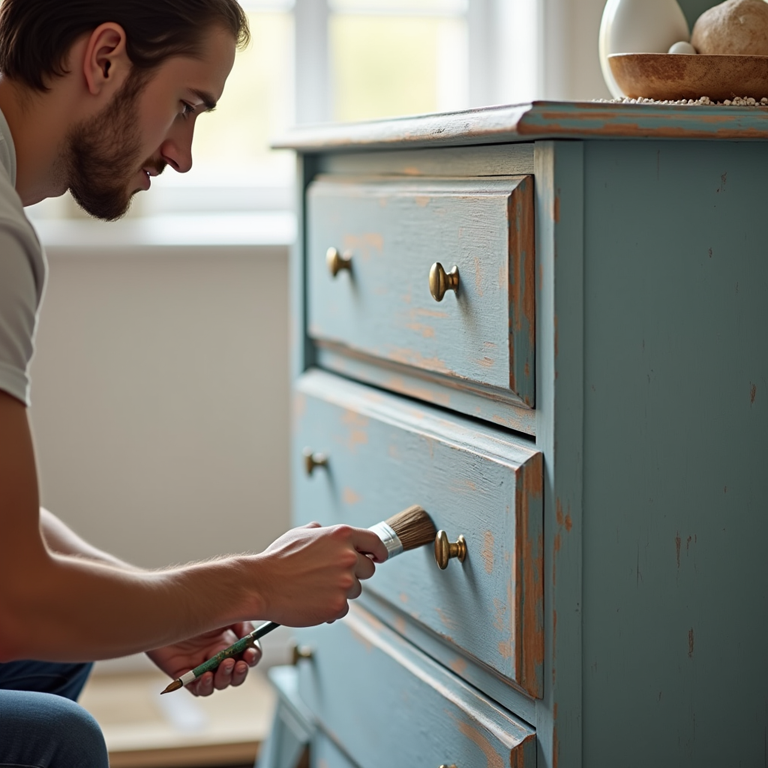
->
[0,391,389,664]
[39,507,134,569]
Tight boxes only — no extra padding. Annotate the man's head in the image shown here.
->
[0,0,249,93]
[0,0,249,219]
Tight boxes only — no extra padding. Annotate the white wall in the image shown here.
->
[29,244,292,570]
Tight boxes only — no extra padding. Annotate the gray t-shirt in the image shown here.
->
[0,107,46,406]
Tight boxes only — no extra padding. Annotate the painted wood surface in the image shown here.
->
[307,175,535,406]
[296,604,537,768]
[274,101,768,153]
[578,139,768,767]
[293,369,544,697]
[278,103,768,768]
[257,667,314,768]
[316,346,537,436]
[533,141,586,768]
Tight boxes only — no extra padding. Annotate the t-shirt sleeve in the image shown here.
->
[0,217,43,406]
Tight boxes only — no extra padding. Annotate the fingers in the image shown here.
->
[355,527,389,564]
[355,551,376,581]
[186,638,263,698]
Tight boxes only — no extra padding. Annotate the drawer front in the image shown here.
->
[297,605,536,768]
[307,175,535,407]
[294,370,544,697]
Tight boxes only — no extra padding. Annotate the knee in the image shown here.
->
[4,692,110,768]
[46,697,109,767]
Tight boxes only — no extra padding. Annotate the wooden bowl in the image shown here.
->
[608,52,768,100]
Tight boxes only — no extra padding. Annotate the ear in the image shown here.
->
[82,23,131,97]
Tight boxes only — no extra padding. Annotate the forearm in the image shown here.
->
[39,507,134,569]
[1,543,264,663]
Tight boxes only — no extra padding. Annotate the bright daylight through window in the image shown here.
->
[25,0,540,231]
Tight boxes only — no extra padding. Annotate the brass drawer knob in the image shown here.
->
[303,447,328,476]
[327,247,352,277]
[290,642,314,665]
[434,530,467,570]
[429,262,459,302]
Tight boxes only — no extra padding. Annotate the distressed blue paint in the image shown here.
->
[275,102,768,154]
[306,176,535,406]
[265,103,768,768]
[293,369,543,697]
[296,606,536,768]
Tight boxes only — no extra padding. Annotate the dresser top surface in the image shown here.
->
[274,100,768,152]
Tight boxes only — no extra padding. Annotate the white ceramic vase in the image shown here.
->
[599,0,690,97]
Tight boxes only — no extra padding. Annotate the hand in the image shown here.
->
[252,523,389,627]
[147,622,262,697]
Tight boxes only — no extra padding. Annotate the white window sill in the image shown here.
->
[32,212,296,250]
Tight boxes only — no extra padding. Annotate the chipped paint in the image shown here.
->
[387,347,454,376]
[415,195,431,208]
[450,656,468,676]
[399,592,409,604]
[453,716,505,768]
[436,606,458,630]
[493,597,507,631]
[341,409,369,451]
[521,452,545,698]
[508,177,536,407]
[482,530,495,574]
[404,322,436,338]
[279,101,768,155]
[342,232,384,261]
[498,637,514,659]
[474,256,485,297]
[342,487,362,505]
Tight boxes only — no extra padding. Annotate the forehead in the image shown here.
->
[150,25,237,100]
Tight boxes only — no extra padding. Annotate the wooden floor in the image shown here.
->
[79,667,276,768]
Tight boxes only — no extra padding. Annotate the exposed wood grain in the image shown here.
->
[306,175,535,406]
[274,101,768,153]
[293,370,543,696]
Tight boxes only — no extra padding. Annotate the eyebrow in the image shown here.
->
[190,89,218,112]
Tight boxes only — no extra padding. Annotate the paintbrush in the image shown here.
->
[160,505,436,694]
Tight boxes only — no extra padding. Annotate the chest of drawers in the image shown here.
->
[260,102,768,768]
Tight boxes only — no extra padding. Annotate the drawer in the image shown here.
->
[306,175,535,407]
[294,370,544,697]
[296,605,536,768]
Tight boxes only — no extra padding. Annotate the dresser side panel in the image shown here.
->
[580,139,768,767]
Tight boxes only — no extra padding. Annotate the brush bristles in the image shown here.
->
[384,505,437,551]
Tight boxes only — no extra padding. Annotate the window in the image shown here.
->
[27,0,541,229]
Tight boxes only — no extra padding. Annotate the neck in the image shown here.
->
[0,75,74,206]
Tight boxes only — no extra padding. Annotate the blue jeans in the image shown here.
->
[0,660,108,767]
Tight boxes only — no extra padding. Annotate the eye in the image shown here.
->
[180,102,196,119]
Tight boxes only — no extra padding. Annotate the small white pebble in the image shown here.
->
[668,41,697,54]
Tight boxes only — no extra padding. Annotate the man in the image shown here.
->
[0,1,388,764]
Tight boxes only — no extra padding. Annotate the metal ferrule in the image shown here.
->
[369,521,403,560]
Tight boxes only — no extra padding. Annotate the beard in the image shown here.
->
[66,69,161,221]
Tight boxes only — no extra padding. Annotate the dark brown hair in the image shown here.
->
[0,0,250,91]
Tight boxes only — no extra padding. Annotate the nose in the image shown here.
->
[160,120,194,174]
